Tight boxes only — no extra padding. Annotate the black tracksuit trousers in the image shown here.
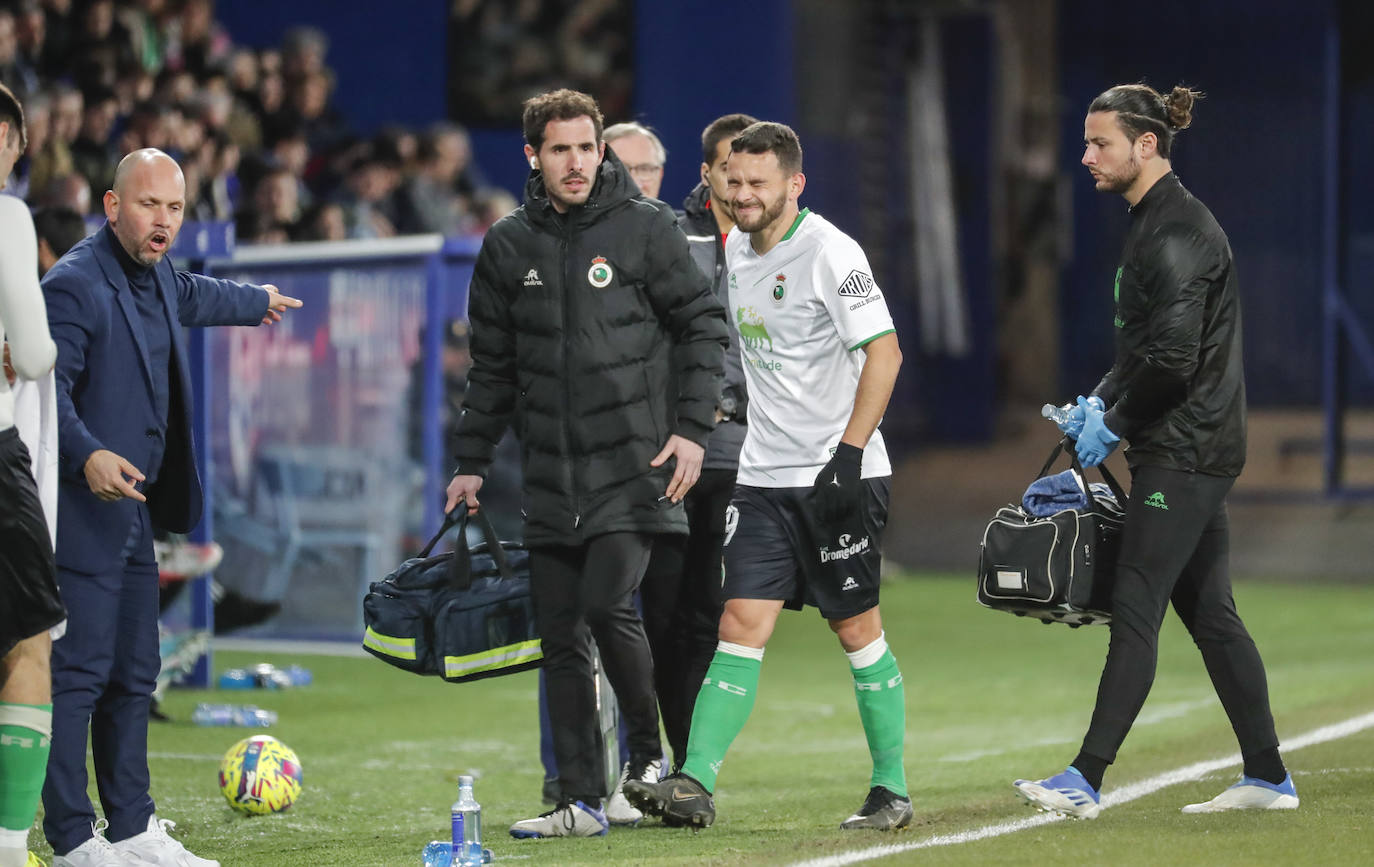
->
[528,532,661,802]
[640,468,734,766]
[1080,465,1281,765]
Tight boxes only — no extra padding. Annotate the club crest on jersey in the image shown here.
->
[837,269,874,298]
[588,256,613,288]
[771,274,786,306]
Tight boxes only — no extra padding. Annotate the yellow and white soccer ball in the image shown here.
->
[218,735,303,815]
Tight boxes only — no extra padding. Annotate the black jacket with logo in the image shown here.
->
[679,182,747,470]
[453,149,729,545]
[1093,172,1246,477]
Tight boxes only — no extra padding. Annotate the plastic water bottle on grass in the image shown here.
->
[421,840,452,867]
[451,776,483,866]
[190,703,277,727]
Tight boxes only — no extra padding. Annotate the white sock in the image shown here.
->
[0,828,28,867]
[717,640,765,661]
[844,631,888,670]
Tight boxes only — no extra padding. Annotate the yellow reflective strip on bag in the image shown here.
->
[363,627,418,660]
[444,639,543,678]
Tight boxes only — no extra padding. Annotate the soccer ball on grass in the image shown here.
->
[218,735,303,815]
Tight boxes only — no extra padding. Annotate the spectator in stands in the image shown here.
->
[604,121,665,199]
[14,1,47,84]
[37,173,90,216]
[280,25,328,83]
[0,8,38,100]
[12,90,57,196]
[112,60,154,117]
[335,146,398,239]
[69,0,136,89]
[118,100,173,154]
[48,81,80,149]
[32,206,87,274]
[285,67,346,154]
[292,200,345,242]
[249,163,300,233]
[471,188,518,234]
[165,0,231,77]
[38,0,74,81]
[69,85,118,206]
[394,122,472,236]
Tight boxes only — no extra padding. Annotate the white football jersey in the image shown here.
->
[725,208,895,488]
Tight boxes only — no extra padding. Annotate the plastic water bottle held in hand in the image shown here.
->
[1041,403,1073,426]
[190,703,277,727]
[1042,402,1086,438]
[451,775,483,867]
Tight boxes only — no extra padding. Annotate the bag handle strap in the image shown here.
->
[433,502,516,591]
[1036,437,1128,508]
[418,506,467,558]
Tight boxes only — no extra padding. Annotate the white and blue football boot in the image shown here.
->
[509,800,609,838]
[1013,766,1102,819]
[1181,773,1299,813]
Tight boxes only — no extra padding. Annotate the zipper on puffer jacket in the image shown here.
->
[558,231,581,530]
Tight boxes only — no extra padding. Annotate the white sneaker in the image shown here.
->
[110,816,219,866]
[508,801,609,838]
[1181,773,1299,813]
[53,820,141,867]
[605,758,665,826]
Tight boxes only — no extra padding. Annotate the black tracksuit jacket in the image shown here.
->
[453,149,729,546]
[1093,172,1246,477]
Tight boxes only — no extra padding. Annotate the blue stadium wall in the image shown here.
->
[217,0,1373,427]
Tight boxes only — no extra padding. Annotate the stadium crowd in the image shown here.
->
[0,0,513,244]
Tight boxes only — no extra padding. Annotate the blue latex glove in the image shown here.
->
[1074,395,1120,467]
[1045,394,1104,439]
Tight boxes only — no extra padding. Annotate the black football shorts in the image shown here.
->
[722,478,890,621]
[0,427,65,658]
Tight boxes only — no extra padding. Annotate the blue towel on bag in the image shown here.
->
[1021,470,1114,517]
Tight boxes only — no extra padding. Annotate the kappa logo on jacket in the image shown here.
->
[523,268,543,286]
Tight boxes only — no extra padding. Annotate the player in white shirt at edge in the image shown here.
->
[625,121,911,832]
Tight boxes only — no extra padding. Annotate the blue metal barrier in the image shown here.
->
[176,234,477,676]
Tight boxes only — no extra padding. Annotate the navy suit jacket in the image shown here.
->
[42,223,267,575]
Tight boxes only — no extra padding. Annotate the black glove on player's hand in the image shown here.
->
[809,442,864,526]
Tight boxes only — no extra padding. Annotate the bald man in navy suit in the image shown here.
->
[41,148,300,867]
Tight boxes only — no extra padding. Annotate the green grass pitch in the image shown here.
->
[30,575,1374,865]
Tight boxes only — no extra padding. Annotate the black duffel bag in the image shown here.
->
[362,507,541,683]
[976,438,1128,627]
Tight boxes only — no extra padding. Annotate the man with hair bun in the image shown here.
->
[1015,83,1297,819]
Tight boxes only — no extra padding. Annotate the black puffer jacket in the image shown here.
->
[454,149,729,545]
[679,182,747,470]
[1093,172,1246,477]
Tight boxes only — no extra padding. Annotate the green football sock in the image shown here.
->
[0,703,52,832]
[679,646,763,793]
[852,650,908,798]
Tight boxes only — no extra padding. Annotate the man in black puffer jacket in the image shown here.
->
[446,89,728,839]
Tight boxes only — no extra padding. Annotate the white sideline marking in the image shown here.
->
[791,710,1374,867]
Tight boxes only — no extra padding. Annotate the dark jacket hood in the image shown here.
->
[523,146,640,229]
[682,181,712,224]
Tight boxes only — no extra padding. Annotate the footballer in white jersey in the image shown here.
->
[724,209,895,488]
[624,122,912,835]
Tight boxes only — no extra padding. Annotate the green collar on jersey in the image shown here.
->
[780,208,811,242]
